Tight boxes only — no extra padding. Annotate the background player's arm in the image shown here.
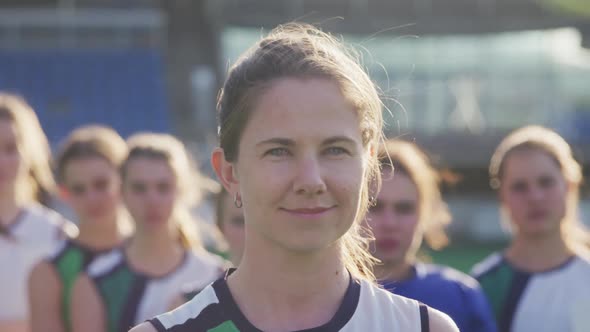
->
[430,307,460,332]
[28,261,64,332]
[466,285,498,332]
[70,273,106,332]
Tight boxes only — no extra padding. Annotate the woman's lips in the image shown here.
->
[281,206,334,218]
[527,209,549,220]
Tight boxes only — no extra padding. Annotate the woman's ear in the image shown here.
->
[211,147,239,193]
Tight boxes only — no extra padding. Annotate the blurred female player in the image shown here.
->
[472,125,590,332]
[168,188,245,307]
[29,125,131,332]
[71,133,225,332]
[0,93,76,332]
[367,139,497,332]
[211,188,245,266]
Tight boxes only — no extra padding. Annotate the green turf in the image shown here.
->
[424,242,506,273]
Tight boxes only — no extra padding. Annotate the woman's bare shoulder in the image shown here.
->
[128,322,158,332]
[429,307,459,332]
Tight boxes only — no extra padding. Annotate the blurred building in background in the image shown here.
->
[1,0,589,247]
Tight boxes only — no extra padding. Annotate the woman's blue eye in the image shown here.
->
[325,147,348,155]
[538,176,555,189]
[266,148,290,157]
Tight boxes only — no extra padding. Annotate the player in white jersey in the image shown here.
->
[71,133,226,332]
[80,244,223,331]
[131,23,457,332]
[0,204,76,330]
[150,269,433,332]
[471,125,590,332]
[0,93,77,332]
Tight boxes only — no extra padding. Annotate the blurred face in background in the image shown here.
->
[123,157,177,231]
[62,157,121,225]
[367,169,421,267]
[219,192,245,264]
[0,118,23,195]
[500,148,568,239]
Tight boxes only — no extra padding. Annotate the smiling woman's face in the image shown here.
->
[227,77,368,254]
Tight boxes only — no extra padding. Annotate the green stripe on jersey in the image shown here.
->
[54,244,86,332]
[208,320,240,332]
[477,263,514,321]
[96,266,137,332]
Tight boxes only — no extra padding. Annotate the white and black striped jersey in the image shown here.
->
[149,270,433,332]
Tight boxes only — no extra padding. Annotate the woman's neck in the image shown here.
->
[228,238,350,331]
[0,190,22,227]
[506,229,574,272]
[75,214,126,250]
[125,224,184,277]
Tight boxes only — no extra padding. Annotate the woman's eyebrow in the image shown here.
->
[256,137,295,147]
[322,136,356,146]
